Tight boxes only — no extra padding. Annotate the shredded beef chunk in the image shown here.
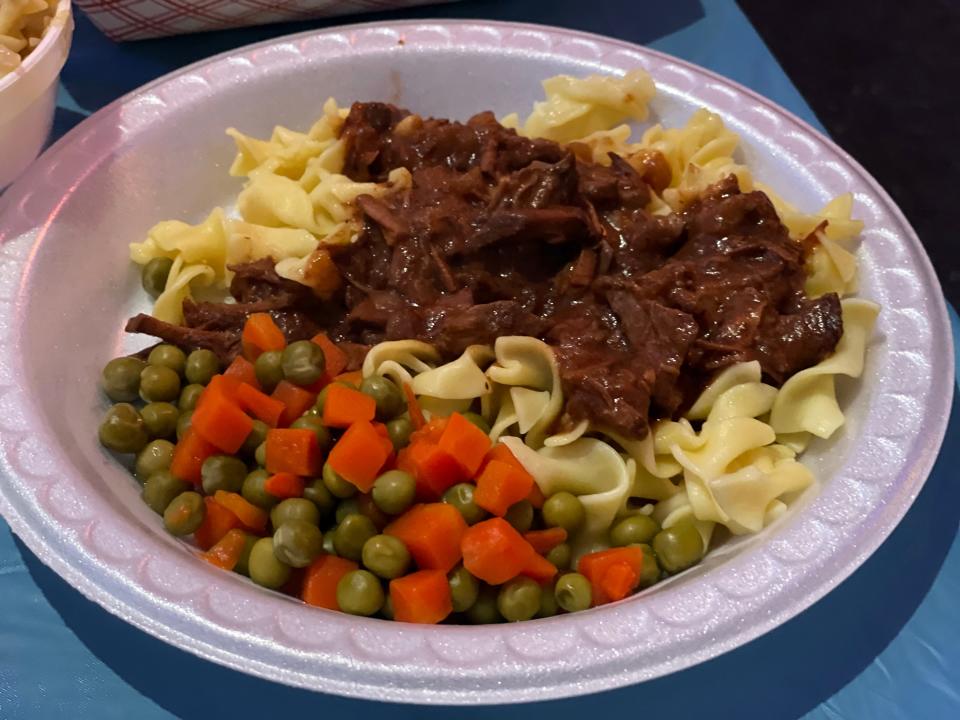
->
[125,313,240,364]
[127,102,843,438]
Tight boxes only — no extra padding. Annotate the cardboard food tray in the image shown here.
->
[73,0,453,41]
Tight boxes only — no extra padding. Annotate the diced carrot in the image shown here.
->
[264,472,305,499]
[327,420,391,492]
[385,503,466,573]
[600,561,638,603]
[461,517,536,584]
[322,384,376,428]
[390,570,453,624]
[397,441,463,500]
[271,380,317,427]
[474,459,534,517]
[521,551,558,584]
[236,382,285,427]
[202,528,248,570]
[437,412,491,477]
[371,423,396,465]
[194,496,241,550]
[310,332,348,378]
[213,491,268,533]
[484,442,526,470]
[577,546,645,605]
[332,370,363,387]
[526,482,546,509]
[402,382,425,430]
[223,356,259,389]
[409,415,448,445]
[265,428,322,477]
[191,389,254,453]
[523,527,567,555]
[241,313,286,360]
[197,374,242,410]
[302,554,359,610]
[170,427,218,485]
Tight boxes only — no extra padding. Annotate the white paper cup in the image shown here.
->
[0,0,74,189]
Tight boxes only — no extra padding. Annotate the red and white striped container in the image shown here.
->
[72,0,453,41]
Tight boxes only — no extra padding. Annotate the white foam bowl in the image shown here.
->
[0,0,73,189]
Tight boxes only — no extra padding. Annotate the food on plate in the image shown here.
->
[0,0,58,76]
[99,71,878,624]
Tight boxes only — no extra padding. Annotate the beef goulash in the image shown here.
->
[128,102,843,439]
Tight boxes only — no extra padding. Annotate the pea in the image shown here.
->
[610,514,659,547]
[273,520,323,568]
[636,543,661,588]
[442,483,487,525]
[254,350,284,393]
[201,455,247,495]
[337,569,384,616]
[248,537,291,589]
[134,439,175,481]
[178,383,205,413]
[542,492,585,533]
[254,441,267,468]
[359,375,405,420]
[537,581,560,618]
[240,469,278,510]
[313,384,332,415]
[371,470,415,515]
[356,494,391,530]
[497,577,541,622]
[335,498,361,525]
[504,500,534,533]
[141,402,179,439]
[385,417,413,450]
[380,594,395,620]
[448,565,479,612]
[465,585,502,624]
[240,419,269,458]
[139,365,181,403]
[322,530,338,556]
[101,357,146,402]
[333,513,377,561]
[99,403,149,453]
[461,412,491,435]
[142,471,189,514]
[653,520,704,574]
[141,256,173,298]
[281,340,326,387]
[361,535,410,579]
[303,478,336,516]
[545,543,572,571]
[184,349,219,385]
[271,498,320,528]
[233,533,258,576]
[290,416,332,451]
[163,491,205,536]
[555,572,592,613]
[323,462,357,499]
[148,344,186,376]
[176,409,193,440]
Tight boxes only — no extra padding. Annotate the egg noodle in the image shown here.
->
[0,0,59,76]
[130,71,879,560]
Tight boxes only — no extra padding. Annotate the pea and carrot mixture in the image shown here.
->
[99,313,701,624]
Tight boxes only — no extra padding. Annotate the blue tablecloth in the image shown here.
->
[3,1,958,718]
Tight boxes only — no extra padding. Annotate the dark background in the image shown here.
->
[739,0,960,306]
